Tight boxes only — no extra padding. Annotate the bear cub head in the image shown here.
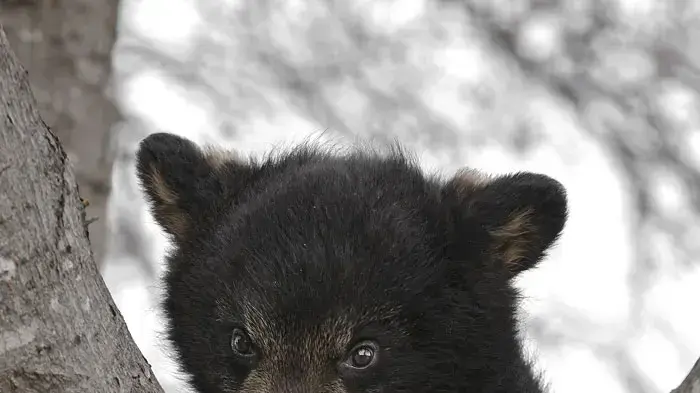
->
[135,132,567,393]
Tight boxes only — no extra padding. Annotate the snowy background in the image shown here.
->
[95,0,700,392]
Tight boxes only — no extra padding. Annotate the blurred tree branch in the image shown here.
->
[0,0,122,267]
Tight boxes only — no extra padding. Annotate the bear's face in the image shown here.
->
[136,133,567,393]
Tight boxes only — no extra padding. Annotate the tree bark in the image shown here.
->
[0,0,122,267]
[0,24,164,393]
[674,358,700,393]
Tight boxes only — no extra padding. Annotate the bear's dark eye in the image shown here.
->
[352,346,374,367]
[230,328,255,357]
[342,341,379,370]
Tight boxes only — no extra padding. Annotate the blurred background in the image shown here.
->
[2,0,699,392]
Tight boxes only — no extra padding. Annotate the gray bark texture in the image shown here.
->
[0,0,122,267]
[0,25,164,393]
[674,358,700,393]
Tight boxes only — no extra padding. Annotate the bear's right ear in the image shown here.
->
[442,169,568,279]
[135,132,247,242]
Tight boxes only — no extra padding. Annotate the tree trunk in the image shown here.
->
[0,0,122,267]
[674,357,700,393]
[0,24,164,393]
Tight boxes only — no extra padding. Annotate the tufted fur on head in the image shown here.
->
[136,132,567,393]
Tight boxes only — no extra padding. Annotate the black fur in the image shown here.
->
[135,132,568,393]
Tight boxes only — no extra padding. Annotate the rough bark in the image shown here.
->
[674,358,700,393]
[0,25,164,393]
[0,0,122,267]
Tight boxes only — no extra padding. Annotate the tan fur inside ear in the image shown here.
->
[488,208,536,274]
[452,168,493,196]
[149,164,178,205]
[145,164,189,239]
[156,208,189,241]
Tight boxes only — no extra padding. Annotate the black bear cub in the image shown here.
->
[136,132,567,393]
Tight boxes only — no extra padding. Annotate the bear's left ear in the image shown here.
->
[135,132,250,243]
[443,170,568,278]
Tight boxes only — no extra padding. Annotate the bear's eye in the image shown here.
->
[342,341,379,370]
[230,328,255,357]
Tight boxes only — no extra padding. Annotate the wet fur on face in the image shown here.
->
[135,133,568,393]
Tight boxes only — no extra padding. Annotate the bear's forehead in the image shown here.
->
[224,244,435,317]
[221,189,434,274]
[226,267,411,321]
[206,202,443,326]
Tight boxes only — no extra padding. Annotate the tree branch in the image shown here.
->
[0,23,164,392]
